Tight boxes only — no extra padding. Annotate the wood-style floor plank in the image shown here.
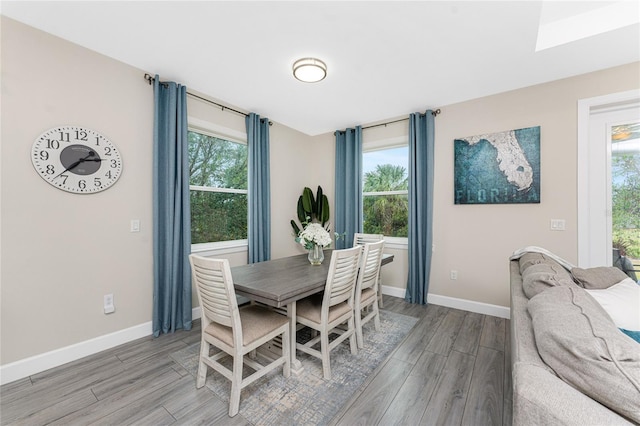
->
[333,357,414,426]
[1,297,511,426]
[378,351,447,425]
[419,350,476,425]
[461,346,504,426]
[452,311,484,355]
[480,315,506,352]
[425,309,466,356]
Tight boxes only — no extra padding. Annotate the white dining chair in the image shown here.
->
[353,233,385,307]
[295,246,362,380]
[354,240,385,348]
[189,254,290,417]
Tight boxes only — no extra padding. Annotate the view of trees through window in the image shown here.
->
[611,122,640,272]
[188,130,248,244]
[363,146,409,237]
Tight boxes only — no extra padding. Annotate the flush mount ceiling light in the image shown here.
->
[292,58,327,83]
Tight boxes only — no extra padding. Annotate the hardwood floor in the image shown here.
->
[1,296,511,425]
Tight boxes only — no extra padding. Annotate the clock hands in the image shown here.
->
[54,151,102,179]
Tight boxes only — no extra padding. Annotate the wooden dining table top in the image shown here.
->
[231,249,394,308]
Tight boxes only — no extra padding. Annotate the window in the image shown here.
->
[188,129,248,245]
[362,145,409,238]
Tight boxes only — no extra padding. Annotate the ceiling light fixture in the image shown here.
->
[292,58,327,83]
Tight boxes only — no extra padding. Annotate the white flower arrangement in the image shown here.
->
[296,223,333,250]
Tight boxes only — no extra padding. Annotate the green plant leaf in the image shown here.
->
[302,187,314,214]
[290,220,301,236]
[297,196,306,223]
[321,195,330,224]
[316,186,324,219]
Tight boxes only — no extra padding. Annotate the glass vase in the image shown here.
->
[308,245,324,265]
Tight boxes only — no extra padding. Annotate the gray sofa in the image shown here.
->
[510,252,640,425]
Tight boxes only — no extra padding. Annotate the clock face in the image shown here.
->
[31,126,123,194]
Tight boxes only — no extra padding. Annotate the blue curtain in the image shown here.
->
[152,75,192,336]
[334,126,363,249]
[405,111,435,305]
[246,113,271,263]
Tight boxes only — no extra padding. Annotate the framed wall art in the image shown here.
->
[454,126,540,204]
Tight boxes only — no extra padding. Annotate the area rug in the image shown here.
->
[169,310,418,425]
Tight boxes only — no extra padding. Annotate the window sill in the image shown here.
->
[191,239,248,256]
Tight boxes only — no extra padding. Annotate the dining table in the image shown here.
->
[230,249,394,374]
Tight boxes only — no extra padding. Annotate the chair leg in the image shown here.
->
[378,279,384,308]
[321,329,331,380]
[355,308,364,349]
[228,353,244,417]
[282,328,291,378]
[373,303,381,331]
[348,316,358,355]
[196,341,208,388]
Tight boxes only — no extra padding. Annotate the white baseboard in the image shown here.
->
[381,285,510,319]
[1,291,510,386]
[0,307,203,386]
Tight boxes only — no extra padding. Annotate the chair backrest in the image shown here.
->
[189,255,240,332]
[323,246,362,309]
[356,240,385,292]
[353,233,384,247]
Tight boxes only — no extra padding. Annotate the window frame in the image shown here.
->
[362,136,409,249]
[188,117,249,254]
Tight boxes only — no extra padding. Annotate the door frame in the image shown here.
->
[577,89,640,267]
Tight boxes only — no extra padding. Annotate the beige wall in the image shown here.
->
[318,62,637,308]
[2,16,639,370]
[1,17,155,364]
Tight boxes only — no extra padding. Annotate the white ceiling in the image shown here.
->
[2,1,639,136]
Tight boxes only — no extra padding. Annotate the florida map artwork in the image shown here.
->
[454,126,540,204]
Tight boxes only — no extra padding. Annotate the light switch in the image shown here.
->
[550,219,566,231]
[130,219,140,232]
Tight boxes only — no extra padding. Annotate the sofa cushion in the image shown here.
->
[519,252,554,274]
[521,262,576,299]
[585,278,640,331]
[571,266,630,289]
[528,286,640,423]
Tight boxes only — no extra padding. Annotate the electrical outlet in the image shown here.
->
[450,270,458,280]
[104,294,115,314]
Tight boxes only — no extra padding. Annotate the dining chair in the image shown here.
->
[295,246,362,380]
[354,240,385,348]
[353,232,384,246]
[189,254,290,417]
[353,233,385,307]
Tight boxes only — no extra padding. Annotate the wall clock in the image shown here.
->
[31,126,123,194]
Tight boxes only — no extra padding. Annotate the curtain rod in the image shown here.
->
[362,109,441,131]
[144,73,272,125]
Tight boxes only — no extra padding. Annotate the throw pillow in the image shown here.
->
[518,252,549,274]
[571,266,630,289]
[521,262,576,299]
[585,277,640,331]
[528,286,640,423]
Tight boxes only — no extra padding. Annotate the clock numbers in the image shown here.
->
[39,151,49,161]
[46,165,55,175]
[59,131,70,142]
[46,139,60,149]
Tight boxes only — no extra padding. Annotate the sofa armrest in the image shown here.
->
[513,363,633,426]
